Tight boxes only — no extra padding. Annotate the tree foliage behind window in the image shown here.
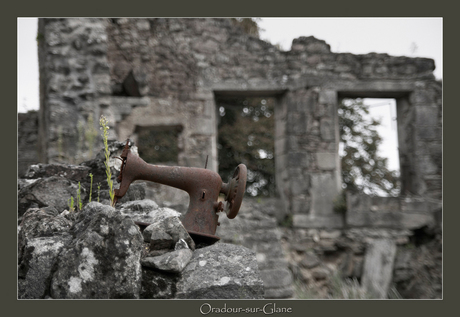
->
[339,98,400,196]
[217,97,276,197]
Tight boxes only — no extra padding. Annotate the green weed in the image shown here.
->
[68,196,75,212]
[89,173,93,203]
[77,182,83,211]
[99,115,115,206]
[97,183,101,203]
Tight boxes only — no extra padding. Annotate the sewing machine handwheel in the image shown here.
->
[224,164,247,219]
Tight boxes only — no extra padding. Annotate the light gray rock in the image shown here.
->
[175,243,264,299]
[18,207,72,260]
[18,235,72,299]
[117,199,181,223]
[133,203,195,250]
[216,203,293,299]
[141,249,193,273]
[18,176,85,218]
[175,239,189,250]
[361,238,397,299]
[147,227,174,250]
[23,163,91,182]
[299,251,320,269]
[50,202,144,299]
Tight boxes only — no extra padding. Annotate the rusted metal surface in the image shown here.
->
[114,141,247,244]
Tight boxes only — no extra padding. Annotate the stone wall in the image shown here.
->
[18,111,40,177]
[33,18,442,229]
[21,18,442,298]
[37,18,111,164]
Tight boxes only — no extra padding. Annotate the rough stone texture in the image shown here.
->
[216,198,293,299]
[279,224,442,299]
[140,268,178,299]
[18,208,74,299]
[175,243,264,299]
[18,141,144,214]
[141,248,193,273]
[18,176,84,219]
[18,111,40,177]
[299,251,321,269]
[23,163,91,182]
[346,193,437,230]
[119,200,195,250]
[393,227,442,299]
[18,236,72,299]
[37,18,111,165]
[20,18,442,299]
[118,199,176,222]
[147,227,174,249]
[32,18,442,231]
[360,239,397,299]
[50,202,144,299]
[17,159,266,300]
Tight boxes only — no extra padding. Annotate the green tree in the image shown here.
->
[339,98,400,196]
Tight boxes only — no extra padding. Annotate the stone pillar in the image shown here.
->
[408,82,442,200]
[396,81,442,201]
[278,88,342,228]
[38,18,111,164]
[361,239,397,298]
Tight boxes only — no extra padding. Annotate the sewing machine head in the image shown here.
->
[114,140,247,244]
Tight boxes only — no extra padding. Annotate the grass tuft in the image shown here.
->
[99,115,115,206]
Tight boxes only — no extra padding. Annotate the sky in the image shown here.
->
[17,17,443,172]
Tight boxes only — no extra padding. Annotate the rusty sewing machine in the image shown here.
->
[113,140,247,245]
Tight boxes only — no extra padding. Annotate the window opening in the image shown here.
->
[339,97,400,196]
[216,96,276,197]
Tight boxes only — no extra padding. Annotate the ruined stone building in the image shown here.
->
[18,18,442,298]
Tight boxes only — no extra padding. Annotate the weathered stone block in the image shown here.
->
[18,176,84,218]
[18,235,72,299]
[318,90,336,105]
[309,173,339,216]
[291,197,310,214]
[299,251,321,269]
[416,125,441,140]
[287,152,308,167]
[415,106,439,126]
[361,239,397,298]
[293,214,343,229]
[147,227,174,249]
[290,176,309,197]
[175,243,264,299]
[141,249,193,273]
[417,155,438,175]
[286,112,307,135]
[275,137,286,155]
[260,268,293,289]
[347,210,434,230]
[50,203,144,299]
[320,118,335,140]
[315,152,337,170]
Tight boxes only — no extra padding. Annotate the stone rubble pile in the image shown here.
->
[18,198,264,299]
[17,145,264,299]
